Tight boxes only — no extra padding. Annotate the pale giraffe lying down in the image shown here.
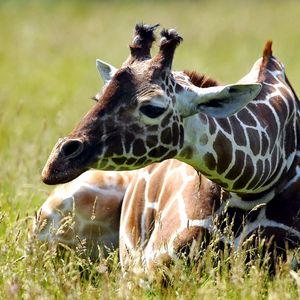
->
[34,160,219,268]
[39,24,300,269]
[34,169,134,258]
[35,159,298,270]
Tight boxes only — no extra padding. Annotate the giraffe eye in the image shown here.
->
[140,105,166,118]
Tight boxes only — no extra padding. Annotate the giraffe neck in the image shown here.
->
[176,57,300,197]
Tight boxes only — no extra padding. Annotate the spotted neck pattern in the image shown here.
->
[175,49,300,210]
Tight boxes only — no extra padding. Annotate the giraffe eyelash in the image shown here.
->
[140,104,166,118]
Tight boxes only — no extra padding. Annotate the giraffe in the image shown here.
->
[35,160,219,268]
[34,169,135,258]
[41,23,300,260]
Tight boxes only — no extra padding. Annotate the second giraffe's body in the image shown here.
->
[36,160,299,269]
[35,160,218,267]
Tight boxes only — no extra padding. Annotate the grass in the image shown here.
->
[1,0,300,298]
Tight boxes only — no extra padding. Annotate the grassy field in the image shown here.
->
[1,0,300,298]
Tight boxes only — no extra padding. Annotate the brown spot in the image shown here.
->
[272,90,288,125]
[265,157,284,187]
[166,88,170,97]
[213,132,232,174]
[161,112,172,127]
[162,149,178,160]
[232,155,254,190]
[124,177,146,244]
[247,128,260,156]
[146,135,158,148]
[208,118,216,135]
[128,123,144,134]
[161,127,172,144]
[199,134,208,145]
[230,116,247,146]
[271,148,278,168]
[104,147,114,157]
[247,159,263,190]
[104,134,123,156]
[203,152,216,170]
[148,125,159,132]
[180,146,194,159]
[256,159,271,188]
[126,157,136,165]
[261,132,269,156]
[134,156,147,166]
[148,146,169,158]
[132,139,147,156]
[226,150,245,180]
[175,84,183,93]
[179,125,184,147]
[112,157,127,165]
[237,109,257,127]
[124,132,135,152]
[216,119,231,134]
[172,123,179,146]
[146,164,169,203]
[257,104,277,148]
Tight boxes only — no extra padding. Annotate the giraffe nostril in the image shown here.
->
[61,139,83,158]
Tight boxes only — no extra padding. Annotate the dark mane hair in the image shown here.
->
[183,70,219,88]
[258,40,273,82]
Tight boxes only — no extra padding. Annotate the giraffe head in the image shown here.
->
[42,24,261,185]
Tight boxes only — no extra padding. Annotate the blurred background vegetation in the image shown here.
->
[0,1,300,297]
[1,0,300,214]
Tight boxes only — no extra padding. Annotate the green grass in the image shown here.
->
[1,0,300,298]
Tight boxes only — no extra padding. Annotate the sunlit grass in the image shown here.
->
[1,0,300,298]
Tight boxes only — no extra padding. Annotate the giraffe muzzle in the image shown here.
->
[41,138,90,185]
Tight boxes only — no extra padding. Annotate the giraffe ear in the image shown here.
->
[96,59,118,83]
[179,83,262,118]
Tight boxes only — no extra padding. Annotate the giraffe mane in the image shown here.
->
[263,40,273,58]
[183,70,219,87]
[258,40,274,82]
